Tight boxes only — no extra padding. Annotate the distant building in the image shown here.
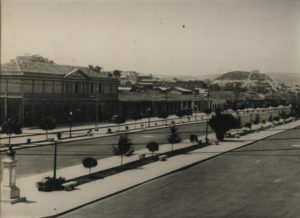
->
[118,87,226,118]
[0,55,119,125]
[174,80,207,90]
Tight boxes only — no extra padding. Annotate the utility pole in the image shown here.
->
[53,140,58,179]
[152,86,155,114]
[4,79,8,120]
[95,85,99,129]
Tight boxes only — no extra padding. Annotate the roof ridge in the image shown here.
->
[14,59,22,71]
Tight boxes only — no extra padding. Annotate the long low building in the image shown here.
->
[118,87,226,118]
[0,55,119,125]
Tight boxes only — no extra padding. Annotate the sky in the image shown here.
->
[1,0,300,77]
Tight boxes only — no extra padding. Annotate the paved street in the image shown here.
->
[62,125,300,218]
[1,122,209,178]
[0,109,279,179]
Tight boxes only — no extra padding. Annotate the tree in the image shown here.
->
[132,111,142,129]
[208,84,221,91]
[189,134,198,143]
[40,116,56,140]
[115,133,132,166]
[176,110,185,120]
[279,110,288,119]
[269,114,273,122]
[158,111,169,125]
[253,114,260,124]
[209,110,241,141]
[113,70,122,78]
[168,125,181,151]
[94,65,102,72]
[146,141,159,157]
[244,122,252,130]
[115,115,126,132]
[82,157,98,175]
[1,118,22,146]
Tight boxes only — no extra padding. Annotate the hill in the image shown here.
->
[212,70,279,92]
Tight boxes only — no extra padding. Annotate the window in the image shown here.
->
[65,82,73,94]
[103,84,110,94]
[23,80,33,94]
[44,81,53,94]
[53,81,62,94]
[7,79,21,94]
[98,83,103,93]
[90,83,94,94]
[34,80,43,93]
[111,85,117,94]
[75,82,79,94]
[0,79,7,94]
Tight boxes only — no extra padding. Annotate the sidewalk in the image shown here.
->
[0,106,284,149]
[0,113,209,147]
[2,119,299,218]
[0,114,207,151]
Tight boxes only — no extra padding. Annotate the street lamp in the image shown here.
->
[194,105,198,121]
[53,140,58,180]
[147,107,151,128]
[69,111,73,138]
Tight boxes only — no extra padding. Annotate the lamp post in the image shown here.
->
[194,105,198,121]
[69,111,73,138]
[53,140,58,180]
[147,107,151,128]
[95,86,99,129]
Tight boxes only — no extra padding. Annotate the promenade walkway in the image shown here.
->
[0,113,208,149]
[1,118,299,218]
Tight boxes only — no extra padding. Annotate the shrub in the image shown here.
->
[189,134,198,142]
[1,118,22,146]
[244,122,252,129]
[40,117,56,140]
[146,141,159,156]
[82,157,98,175]
[253,114,260,124]
[176,110,185,120]
[269,114,273,122]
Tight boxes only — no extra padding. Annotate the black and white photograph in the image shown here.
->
[1,0,300,217]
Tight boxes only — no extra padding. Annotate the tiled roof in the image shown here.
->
[1,56,109,78]
[173,86,193,93]
[119,92,206,102]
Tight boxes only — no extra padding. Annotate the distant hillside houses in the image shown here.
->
[212,70,279,93]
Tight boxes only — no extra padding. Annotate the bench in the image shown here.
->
[62,181,77,191]
[125,149,134,156]
[48,137,55,142]
[159,155,167,161]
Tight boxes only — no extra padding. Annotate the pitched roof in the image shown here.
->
[1,56,110,79]
[173,86,193,93]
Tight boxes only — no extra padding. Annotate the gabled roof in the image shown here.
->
[173,86,193,93]
[1,56,110,79]
[64,69,91,80]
